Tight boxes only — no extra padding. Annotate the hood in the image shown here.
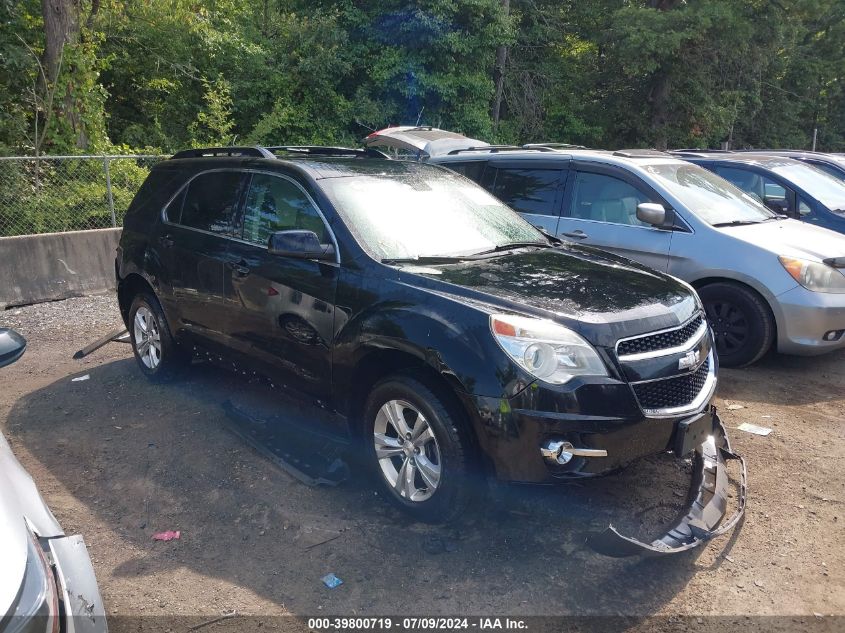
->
[399,246,699,348]
[718,218,845,261]
[0,431,63,615]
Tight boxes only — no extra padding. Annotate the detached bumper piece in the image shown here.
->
[589,411,746,557]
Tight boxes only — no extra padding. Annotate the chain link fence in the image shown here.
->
[0,155,168,237]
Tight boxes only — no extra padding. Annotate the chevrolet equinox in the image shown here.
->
[116,146,744,556]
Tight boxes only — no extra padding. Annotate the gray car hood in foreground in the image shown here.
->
[718,217,845,261]
[0,431,63,615]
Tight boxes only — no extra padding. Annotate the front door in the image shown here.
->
[714,166,797,218]
[224,172,338,403]
[557,167,672,271]
[156,170,249,348]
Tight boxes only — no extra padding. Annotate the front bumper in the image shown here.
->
[775,285,845,355]
[590,413,746,557]
[47,535,108,633]
[468,378,715,483]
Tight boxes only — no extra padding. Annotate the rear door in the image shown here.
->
[483,160,567,234]
[557,164,672,271]
[224,171,339,402]
[156,170,249,347]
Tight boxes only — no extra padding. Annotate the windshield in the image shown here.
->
[767,160,845,211]
[642,162,776,225]
[320,172,546,261]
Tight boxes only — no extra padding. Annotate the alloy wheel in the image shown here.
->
[373,399,442,502]
[134,306,162,369]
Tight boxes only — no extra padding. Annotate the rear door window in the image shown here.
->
[490,168,564,216]
[570,171,650,225]
[177,171,248,234]
[237,173,329,247]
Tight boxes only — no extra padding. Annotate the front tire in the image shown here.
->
[128,293,188,382]
[699,282,774,367]
[364,375,474,523]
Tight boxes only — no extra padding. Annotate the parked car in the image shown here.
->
[746,150,845,182]
[0,328,108,633]
[116,145,745,556]
[365,127,845,367]
[671,151,845,235]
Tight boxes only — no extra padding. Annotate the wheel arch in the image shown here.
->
[117,273,157,328]
[343,347,490,473]
[690,275,780,350]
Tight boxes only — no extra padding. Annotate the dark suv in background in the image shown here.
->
[116,145,743,556]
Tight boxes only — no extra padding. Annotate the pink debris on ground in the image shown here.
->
[152,530,181,541]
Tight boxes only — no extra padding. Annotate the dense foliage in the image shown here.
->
[2,0,845,156]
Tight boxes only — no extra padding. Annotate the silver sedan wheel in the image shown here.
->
[133,306,162,369]
[374,399,442,502]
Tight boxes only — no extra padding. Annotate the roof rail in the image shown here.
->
[523,143,588,150]
[613,149,671,158]
[671,148,733,154]
[268,145,389,159]
[446,145,554,156]
[170,146,276,160]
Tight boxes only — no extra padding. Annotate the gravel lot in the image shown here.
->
[1,294,843,632]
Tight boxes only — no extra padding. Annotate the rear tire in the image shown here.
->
[698,282,774,367]
[128,293,188,382]
[363,375,474,523]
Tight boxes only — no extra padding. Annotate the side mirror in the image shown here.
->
[636,202,667,226]
[268,230,335,261]
[764,198,788,215]
[0,328,26,368]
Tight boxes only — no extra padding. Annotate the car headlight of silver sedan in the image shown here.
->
[779,256,845,294]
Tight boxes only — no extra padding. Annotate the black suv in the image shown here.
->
[116,146,743,555]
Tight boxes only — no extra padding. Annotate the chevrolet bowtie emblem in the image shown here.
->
[678,348,701,371]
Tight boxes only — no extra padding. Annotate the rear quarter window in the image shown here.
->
[123,166,188,231]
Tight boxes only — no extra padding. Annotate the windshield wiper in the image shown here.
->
[712,220,763,227]
[381,255,468,265]
[466,241,553,258]
[761,214,789,221]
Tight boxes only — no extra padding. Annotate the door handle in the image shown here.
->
[561,230,588,240]
[227,260,250,277]
[158,234,174,248]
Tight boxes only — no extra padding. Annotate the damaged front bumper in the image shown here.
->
[589,410,746,557]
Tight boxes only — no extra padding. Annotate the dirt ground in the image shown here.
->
[1,294,843,631]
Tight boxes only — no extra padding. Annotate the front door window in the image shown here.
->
[570,172,649,225]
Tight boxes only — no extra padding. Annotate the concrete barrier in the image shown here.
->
[0,228,121,308]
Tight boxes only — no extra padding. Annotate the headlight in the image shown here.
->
[490,314,608,384]
[779,256,845,294]
[7,532,58,633]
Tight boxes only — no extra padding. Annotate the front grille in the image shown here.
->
[617,314,704,357]
[632,358,710,411]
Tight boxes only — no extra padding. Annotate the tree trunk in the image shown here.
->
[650,71,670,150]
[491,0,510,129]
[41,0,78,83]
[41,0,89,148]
[647,0,680,149]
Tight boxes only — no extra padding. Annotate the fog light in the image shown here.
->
[823,329,844,342]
